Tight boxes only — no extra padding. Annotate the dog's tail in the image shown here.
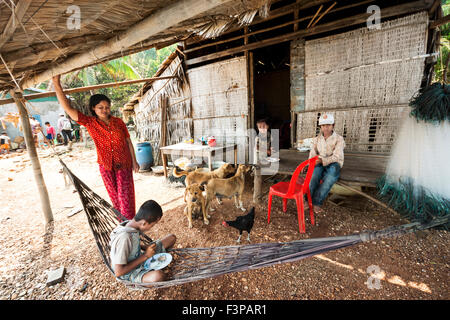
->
[172,166,190,178]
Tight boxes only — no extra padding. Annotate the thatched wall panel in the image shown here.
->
[188,56,249,162]
[294,11,428,154]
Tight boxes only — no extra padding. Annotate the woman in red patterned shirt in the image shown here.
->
[52,75,140,220]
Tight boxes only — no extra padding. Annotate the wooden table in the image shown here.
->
[160,143,238,178]
[253,149,390,203]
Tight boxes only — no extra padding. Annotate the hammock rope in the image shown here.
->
[60,159,448,290]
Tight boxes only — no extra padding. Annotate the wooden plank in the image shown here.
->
[0,0,32,49]
[186,0,432,66]
[246,48,254,131]
[20,0,234,89]
[160,97,168,165]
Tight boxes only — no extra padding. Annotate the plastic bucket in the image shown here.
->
[135,142,153,170]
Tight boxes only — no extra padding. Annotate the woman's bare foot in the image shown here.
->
[313,206,323,214]
[303,200,310,210]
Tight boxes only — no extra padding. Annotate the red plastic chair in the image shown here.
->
[267,156,318,233]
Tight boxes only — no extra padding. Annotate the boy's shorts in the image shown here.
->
[118,239,166,283]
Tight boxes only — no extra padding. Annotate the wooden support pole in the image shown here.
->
[290,111,296,148]
[293,3,299,32]
[310,1,337,29]
[253,166,262,204]
[429,0,441,16]
[10,90,53,225]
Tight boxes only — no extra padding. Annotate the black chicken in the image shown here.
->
[222,207,255,243]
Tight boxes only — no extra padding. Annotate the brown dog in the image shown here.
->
[205,164,252,212]
[184,183,209,228]
[173,163,235,187]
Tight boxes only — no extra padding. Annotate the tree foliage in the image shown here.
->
[434,0,450,83]
[43,44,177,114]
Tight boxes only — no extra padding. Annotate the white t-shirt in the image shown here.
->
[0,135,10,145]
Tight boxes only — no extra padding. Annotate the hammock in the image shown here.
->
[61,160,448,290]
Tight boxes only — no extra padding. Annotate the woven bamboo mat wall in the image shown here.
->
[188,57,249,161]
[304,11,428,111]
[296,106,410,153]
[296,11,428,154]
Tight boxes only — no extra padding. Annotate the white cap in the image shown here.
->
[318,113,334,125]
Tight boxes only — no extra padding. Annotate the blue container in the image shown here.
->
[135,142,153,170]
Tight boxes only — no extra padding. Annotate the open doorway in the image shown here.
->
[252,42,291,149]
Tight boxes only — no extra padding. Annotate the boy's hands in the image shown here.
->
[144,243,157,258]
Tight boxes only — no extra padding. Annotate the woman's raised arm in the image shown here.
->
[52,75,79,121]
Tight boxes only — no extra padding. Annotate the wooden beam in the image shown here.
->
[184,0,378,55]
[10,90,53,225]
[186,0,432,66]
[0,0,32,49]
[20,0,234,89]
[0,76,177,106]
[185,0,333,47]
[430,15,450,29]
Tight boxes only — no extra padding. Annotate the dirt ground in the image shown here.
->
[0,143,448,300]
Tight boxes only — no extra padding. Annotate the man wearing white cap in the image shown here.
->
[307,113,345,213]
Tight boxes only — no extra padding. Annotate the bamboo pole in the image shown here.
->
[310,2,337,29]
[307,4,323,28]
[10,90,53,225]
[0,76,177,106]
[335,181,400,216]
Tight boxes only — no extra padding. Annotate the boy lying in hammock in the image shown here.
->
[109,200,176,284]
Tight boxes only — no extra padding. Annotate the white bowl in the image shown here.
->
[151,166,164,174]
